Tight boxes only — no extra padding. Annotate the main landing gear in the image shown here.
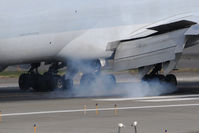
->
[142,64,177,86]
[18,63,66,92]
[18,59,117,92]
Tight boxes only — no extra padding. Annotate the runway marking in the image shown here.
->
[2,103,199,117]
[94,94,199,101]
[0,84,18,88]
[139,97,199,102]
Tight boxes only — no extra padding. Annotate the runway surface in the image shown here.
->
[0,73,199,133]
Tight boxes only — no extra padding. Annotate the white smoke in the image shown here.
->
[47,68,177,99]
[68,77,177,98]
[49,58,178,98]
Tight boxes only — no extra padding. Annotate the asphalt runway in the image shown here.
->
[0,73,199,133]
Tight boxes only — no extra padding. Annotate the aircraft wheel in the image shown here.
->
[166,74,177,86]
[142,75,153,81]
[80,73,96,87]
[55,75,64,89]
[157,74,166,82]
[63,79,73,90]
[33,74,49,92]
[49,75,64,91]
[19,74,32,90]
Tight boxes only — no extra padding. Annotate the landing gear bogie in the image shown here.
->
[142,64,177,87]
[18,62,68,92]
[142,74,177,87]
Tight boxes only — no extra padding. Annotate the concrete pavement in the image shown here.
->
[0,73,198,133]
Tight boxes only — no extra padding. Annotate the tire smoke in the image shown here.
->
[67,73,178,98]
[60,60,178,98]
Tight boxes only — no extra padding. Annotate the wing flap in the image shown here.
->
[113,34,177,71]
[114,47,176,71]
[106,16,199,72]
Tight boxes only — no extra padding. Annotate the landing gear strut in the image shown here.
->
[142,64,177,86]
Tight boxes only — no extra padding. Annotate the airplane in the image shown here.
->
[0,0,199,92]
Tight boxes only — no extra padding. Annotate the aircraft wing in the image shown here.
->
[107,19,199,75]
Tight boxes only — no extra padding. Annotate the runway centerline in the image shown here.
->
[2,103,199,117]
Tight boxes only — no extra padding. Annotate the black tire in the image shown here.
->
[166,74,177,86]
[80,74,96,87]
[33,74,48,92]
[63,79,73,90]
[157,75,166,82]
[142,75,153,82]
[18,74,32,91]
[49,75,64,91]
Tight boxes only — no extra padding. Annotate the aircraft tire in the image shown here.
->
[80,73,96,87]
[63,79,73,90]
[142,75,154,81]
[166,74,177,86]
[33,74,49,92]
[157,74,166,82]
[48,75,64,91]
[18,74,32,91]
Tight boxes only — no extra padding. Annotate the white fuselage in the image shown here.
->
[0,0,199,65]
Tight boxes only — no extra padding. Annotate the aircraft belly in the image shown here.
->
[0,31,78,65]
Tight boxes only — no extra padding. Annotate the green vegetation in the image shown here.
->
[0,69,66,78]
[174,68,199,73]
[0,71,26,78]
